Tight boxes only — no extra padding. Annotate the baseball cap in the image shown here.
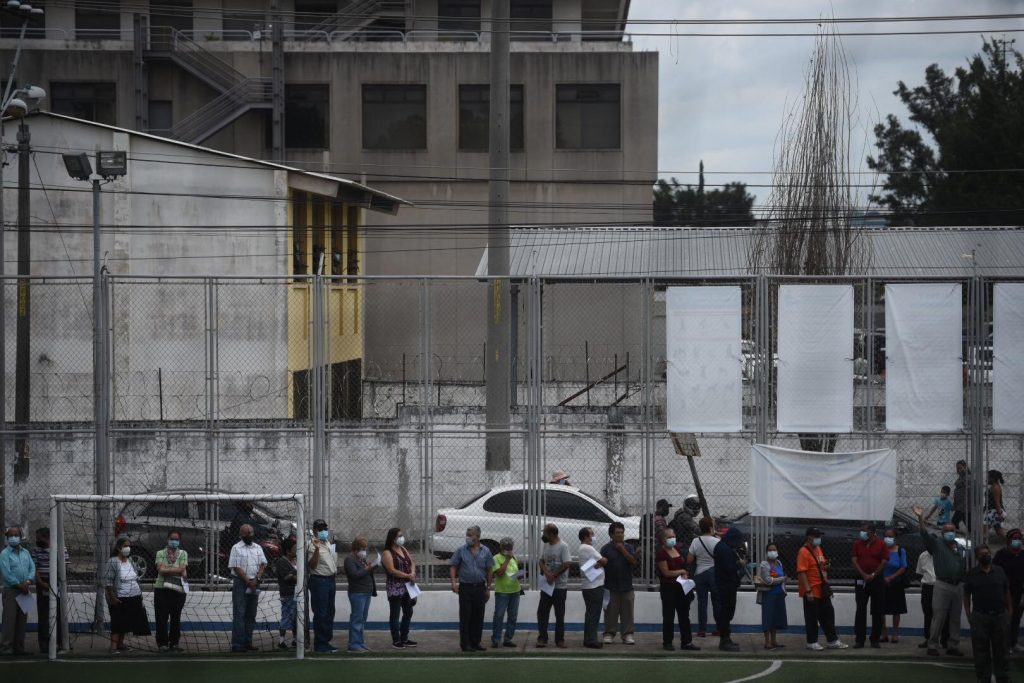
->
[656,498,672,508]
[805,526,823,538]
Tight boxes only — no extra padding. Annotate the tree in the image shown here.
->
[653,161,756,226]
[868,38,1024,226]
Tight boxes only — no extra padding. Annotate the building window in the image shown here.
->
[458,84,524,152]
[438,0,480,33]
[0,2,45,39]
[285,84,329,149]
[51,82,117,125]
[555,83,620,150]
[294,1,337,33]
[510,0,552,37]
[76,1,121,40]
[362,84,427,151]
[150,0,193,33]
[148,100,173,131]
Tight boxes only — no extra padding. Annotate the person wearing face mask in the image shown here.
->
[228,523,267,653]
[382,527,417,649]
[925,486,954,527]
[0,526,35,655]
[952,460,970,531]
[796,527,848,651]
[963,545,1012,683]
[758,542,788,651]
[306,518,339,653]
[656,528,699,652]
[491,537,521,648]
[994,528,1024,653]
[915,549,950,650]
[274,537,299,651]
[713,526,747,652]
[851,522,888,649]
[344,535,376,653]
[104,536,150,655]
[912,504,966,657]
[536,524,571,649]
[550,469,571,486]
[449,525,493,653]
[880,528,908,643]
[153,529,189,652]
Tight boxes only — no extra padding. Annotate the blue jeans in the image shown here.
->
[308,575,336,651]
[694,568,721,633]
[347,592,372,650]
[491,591,520,645]
[231,577,258,649]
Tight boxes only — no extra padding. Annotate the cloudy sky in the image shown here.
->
[627,0,1024,205]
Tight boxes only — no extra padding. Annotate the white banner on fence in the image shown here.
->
[885,283,963,432]
[749,444,896,520]
[777,285,854,433]
[994,283,1024,432]
[666,286,742,432]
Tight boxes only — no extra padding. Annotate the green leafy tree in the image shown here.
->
[868,38,1024,226]
[653,161,756,226]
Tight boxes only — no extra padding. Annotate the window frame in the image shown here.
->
[438,0,481,33]
[50,81,118,125]
[361,84,428,151]
[554,82,622,151]
[284,83,330,150]
[75,1,122,40]
[457,83,524,153]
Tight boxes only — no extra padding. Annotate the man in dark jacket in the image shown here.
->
[713,527,745,652]
[994,528,1024,653]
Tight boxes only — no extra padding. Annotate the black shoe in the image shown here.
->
[663,644,675,651]
[492,642,501,649]
[870,642,881,649]
[245,645,259,652]
[719,641,740,652]
[584,642,603,649]
[917,642,929,649]
[926,648,940,656]
[502,641,516,648]
[853,643,865,649]
[402,640,418,648]
[680,643,701,651]
[473,645,487,652]
[392,642,405,649]
[461,646,473,653]
[946,648,964,657]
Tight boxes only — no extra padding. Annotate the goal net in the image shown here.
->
[47,493,307,660]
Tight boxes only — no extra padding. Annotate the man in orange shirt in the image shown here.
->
[796,527,848,651]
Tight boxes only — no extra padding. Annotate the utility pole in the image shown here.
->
[485,0,511,474]
[13,120,29,479]
[270,0,284,163]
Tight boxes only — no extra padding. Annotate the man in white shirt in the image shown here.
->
[577,527,607,649]
[686,516,721,638]
[228,523,267,652]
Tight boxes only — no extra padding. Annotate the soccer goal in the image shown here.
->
[47,493,307,660]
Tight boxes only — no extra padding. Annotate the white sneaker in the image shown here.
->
[826,640,849,650]
[623,635,635,645]
[806,642,824,651]
[603,634,614,644]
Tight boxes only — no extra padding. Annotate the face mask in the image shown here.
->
[884,537,895,547]
[396,536,405,547]
[940,494,948,500]
[120,546,132,557]
[943,531,956,542]
[356,550,367,560]
[1012,539,1022,550]
[812,537,822,547]
[767,550,779,560]
[979,554,993,566]
[466,536,476,547]
[168,539,180,550]
[859,531,869,541]
[317,530,330,542]
[541,534,549,544]
[242,536,254,546]
[6,536,20,547]
[36,539,48,548]
[666,537,677,548]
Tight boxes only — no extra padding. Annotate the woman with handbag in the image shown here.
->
[104,537,151,654]
[758,542,788,650]
[880,528,909,643]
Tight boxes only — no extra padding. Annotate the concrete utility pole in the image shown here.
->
[13,120,29,478]
[485,1,511,473]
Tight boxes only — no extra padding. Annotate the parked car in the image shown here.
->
[110,490,297,579]
[432,484,641,561]
[721,508,969,585]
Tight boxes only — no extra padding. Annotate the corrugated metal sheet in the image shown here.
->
[475,226,1024,278]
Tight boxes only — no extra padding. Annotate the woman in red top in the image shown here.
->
[656,528,701,652]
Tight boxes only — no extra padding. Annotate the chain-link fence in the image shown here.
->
[1,274,1020,586]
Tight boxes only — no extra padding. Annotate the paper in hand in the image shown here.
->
[677,576,696,594]
[15,592,33,615]
[583,565,604,583]
[539,577,555,596]
[181,579,190,595]
[580,558,598,572]
[602,589,611,610]
[405,581,422,599]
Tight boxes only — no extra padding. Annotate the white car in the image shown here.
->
[432,484,642,561]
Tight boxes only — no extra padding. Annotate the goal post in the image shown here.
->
[48,493,306,661]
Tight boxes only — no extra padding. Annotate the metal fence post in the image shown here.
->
[311,275,327,522]
[640,279,655,586]
[204,277,221,583]
[525,274,543,590]
[967,275,986,554]
[419,278,434,580]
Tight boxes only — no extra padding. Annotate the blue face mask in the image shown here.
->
[317,530,330,542]
[943,531,956,542]
[812,537,822,546]
[168,539,180,550]
[6,536,20,547]
[1012,539,1022,550]
[666,537,677,548]
[884,537,895,547]
[859,531,869,541]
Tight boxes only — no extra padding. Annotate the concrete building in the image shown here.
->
[1,112,406,422]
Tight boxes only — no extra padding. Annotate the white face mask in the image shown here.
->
[396,536,406,547]
[356,549,367,560]
[120,546,132,557]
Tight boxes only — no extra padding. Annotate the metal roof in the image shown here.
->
[475,226,1024,278]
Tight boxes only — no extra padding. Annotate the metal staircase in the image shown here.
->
[145,26,272,144]
[302,0,405,41]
